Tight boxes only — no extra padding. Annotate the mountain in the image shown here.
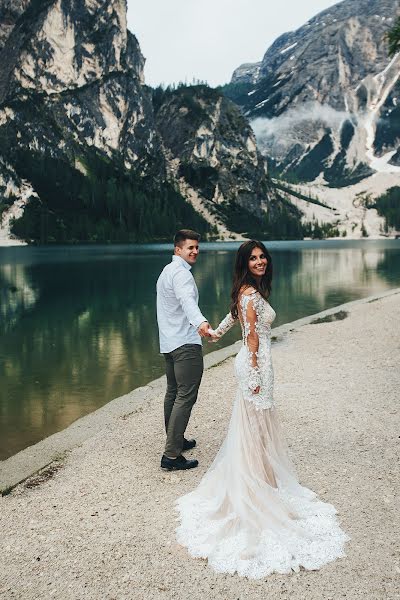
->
[0,0,288,244]
[153,85,302,239]
[226,0,400,189]
[0,0,173,243]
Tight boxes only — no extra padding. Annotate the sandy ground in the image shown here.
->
[1,293,399,600]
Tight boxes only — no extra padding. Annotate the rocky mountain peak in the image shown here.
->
[231,62,261,85]
[0,0,144,104]
[226,0,400,187]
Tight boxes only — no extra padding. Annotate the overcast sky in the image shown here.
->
[127,0,340,87]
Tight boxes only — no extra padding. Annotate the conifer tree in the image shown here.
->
[388,17,400,57]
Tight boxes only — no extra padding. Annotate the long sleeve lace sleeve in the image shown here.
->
[212,311,237,339]
[241,292,261,392]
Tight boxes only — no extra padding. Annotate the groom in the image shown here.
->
[156,229,211,471]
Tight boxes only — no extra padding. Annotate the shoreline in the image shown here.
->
[1,286,399,493]
[1,235,399,247]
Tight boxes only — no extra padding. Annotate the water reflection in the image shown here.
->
[0,264,38,332]
[1,240,400,460]
[270,247,389,320]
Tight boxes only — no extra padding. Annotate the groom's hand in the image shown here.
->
[198,321,211,337]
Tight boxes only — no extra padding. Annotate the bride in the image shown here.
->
[175,240,349,578]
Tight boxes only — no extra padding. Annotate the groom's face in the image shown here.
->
[175,238,200,266]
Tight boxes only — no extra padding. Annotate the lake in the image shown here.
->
[1,239,400,460]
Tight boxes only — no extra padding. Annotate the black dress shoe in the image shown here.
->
[182,438,196,452]
[161,454,199,471]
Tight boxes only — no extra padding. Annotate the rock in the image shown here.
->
[155,85,286,234]
[226,0,400,186]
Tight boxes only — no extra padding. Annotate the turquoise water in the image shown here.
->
[1,239,400,460]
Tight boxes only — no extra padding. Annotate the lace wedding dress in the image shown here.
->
[176,290,349,578]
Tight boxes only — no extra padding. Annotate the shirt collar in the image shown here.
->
[172,255,192,271]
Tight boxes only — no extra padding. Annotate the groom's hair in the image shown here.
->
[174,229,201,247]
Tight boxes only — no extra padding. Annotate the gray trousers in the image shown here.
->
[163,343,203,458]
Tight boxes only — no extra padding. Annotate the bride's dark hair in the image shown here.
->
[230,240,273,319]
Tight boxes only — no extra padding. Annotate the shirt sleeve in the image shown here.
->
[173,268,207,329]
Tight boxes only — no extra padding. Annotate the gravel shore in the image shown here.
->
[1,291,399,600]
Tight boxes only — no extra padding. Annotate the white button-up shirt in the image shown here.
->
[156,255,207,353]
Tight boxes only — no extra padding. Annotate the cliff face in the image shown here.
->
[153,85,295,239]
[0,0,284,243]
[0,0,162,173]
[0,0,30,51]
[228,0,400,187]
[156,87,271,209]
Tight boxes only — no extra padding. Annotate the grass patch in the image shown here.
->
[1,485,13,497]
[120,405,145,419]
[23,461,64,490]
[310,310,348,324]
[368,297,383,304]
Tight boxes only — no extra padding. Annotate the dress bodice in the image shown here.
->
[238,291,276,342]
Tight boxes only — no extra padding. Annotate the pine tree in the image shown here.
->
[388,17,400,57]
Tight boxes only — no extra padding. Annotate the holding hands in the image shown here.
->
[197,322,220,341]
[207,327,220,343]
[198,321,212,338]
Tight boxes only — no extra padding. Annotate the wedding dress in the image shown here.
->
[175,290,349,578]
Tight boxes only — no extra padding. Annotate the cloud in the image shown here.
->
[251,102,351,142]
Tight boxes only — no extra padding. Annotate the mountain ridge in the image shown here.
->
[0,0,288,244]
[227,0,400,187]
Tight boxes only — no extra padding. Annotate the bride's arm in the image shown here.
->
[210,311,237,339]
[242,292,261,393]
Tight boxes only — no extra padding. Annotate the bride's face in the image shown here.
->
[248,247,268,278]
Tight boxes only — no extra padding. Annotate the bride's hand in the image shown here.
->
[207,328,220,342]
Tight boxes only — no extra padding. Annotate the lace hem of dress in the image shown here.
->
[176,485,350,579]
